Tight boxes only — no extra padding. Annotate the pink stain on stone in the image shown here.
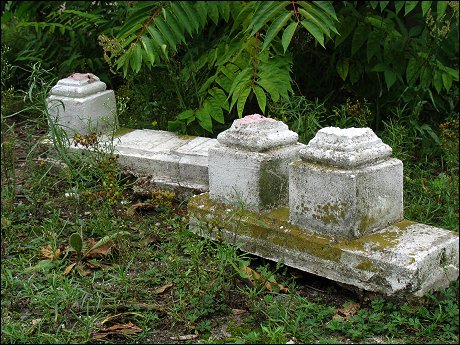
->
[235,114,276,125]
[69,73,96,81]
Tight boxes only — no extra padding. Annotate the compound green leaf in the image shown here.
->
[237,86,252,118]
[421,1,432,16]
[300,19,325,48]
[140,36,157,65]
[433,70,443,93]
[406,57,419,85]
[208,1,220,25]
[394,1,405,14]
[163,8,186,44]
[261,11,292,52]
[250,1,288,36]
[258,78,280,102]
[131,43,143,73]
[299,2,338,34]
[366,30,381,62]
[312,1,338,21]
[209,103,224,124]
[379,1,390,11]
[442,72,453,91]
[369,1,379,10]
[177,109,195,120]
[437,1,447,17]
[252,85,267,113]
[208,87,229,112]
[299,8,330,37]
[420,67,432,89]
[282,21,298,53]
[195,102,213,133]
[351,22,368,56]
[384,69,397,90]
[173,2,193,36]
[404,1,418,16]
[349,62,362,84]
[335,15,356,47]
[195,1,208,26]
[336,57,349,80]
[179,1,200,33]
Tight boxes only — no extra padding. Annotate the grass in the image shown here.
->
[1,75,459,344]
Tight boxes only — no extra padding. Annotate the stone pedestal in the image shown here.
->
[208,114,304,212]
[46,73,117,137]
[289,127,403,239]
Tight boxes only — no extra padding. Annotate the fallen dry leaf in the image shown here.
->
[333,302,361,321]
[126,202,157,216]
[62,262,76,276]
[40,245,61,260]
[76,265,92,276]
[240,266,289,293]
[83,241,114,259]
[170,334,199,341]
[99,312,144,326]
[154,283,173,294]
[92,321,142,339]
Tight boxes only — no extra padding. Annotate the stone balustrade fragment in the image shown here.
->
[208,114,304,212]
[46,73,116,137]
[289,127,404,239]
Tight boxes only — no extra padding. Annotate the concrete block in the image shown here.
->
[188,193,459,298]
[289,127,403,239]
[209,114,303,212]
[46,73,116,137]
[112,129,217,190]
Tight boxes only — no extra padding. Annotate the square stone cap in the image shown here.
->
[300,127,393,168]
[50,73,107,98]
[217,114,298,152]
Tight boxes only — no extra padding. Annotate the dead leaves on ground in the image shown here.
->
[91,312,143,340]
[332,301,361,321]
[37,233,124,277]
[239,266,289,293]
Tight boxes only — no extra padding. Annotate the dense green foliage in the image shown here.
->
[2,1,458,136]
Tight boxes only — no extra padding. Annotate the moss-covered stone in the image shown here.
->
[113,127,135,137]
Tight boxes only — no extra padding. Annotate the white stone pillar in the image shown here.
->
[289,127,403,239]
[46,73,117,138]
[208,114,304,212]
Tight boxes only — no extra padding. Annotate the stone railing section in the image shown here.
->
[289,127,403,239]
[46,73,116,137]
[208,114,304,212]
[44,75,459,299]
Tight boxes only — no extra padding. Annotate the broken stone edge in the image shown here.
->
[187,192,459,299]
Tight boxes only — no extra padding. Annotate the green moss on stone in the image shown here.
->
[358,214,377,233]
[177,134,196,140]
[313,202,349,225]
[259,159,286,210]
[113,127,135,137]
[355,259,378,272]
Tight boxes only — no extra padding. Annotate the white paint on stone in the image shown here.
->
[46,73,116,137]
[300,127,393,168]
[289,127,403,238]
[209,114,304,212]
[217,114,299,152]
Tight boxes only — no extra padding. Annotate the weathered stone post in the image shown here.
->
[46,73,117,138]
[289,127,403,239]
[208,114,304,212]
